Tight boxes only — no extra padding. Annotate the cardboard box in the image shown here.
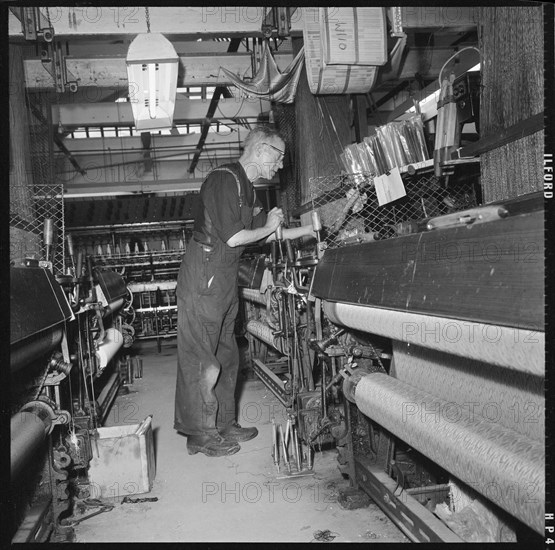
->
[88,418,155,500]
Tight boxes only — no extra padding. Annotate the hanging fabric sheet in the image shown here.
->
[220,41,305,104]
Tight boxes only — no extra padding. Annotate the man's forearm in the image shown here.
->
[228,224,315,248]
[227,226,276,248]
[265,225,315,243]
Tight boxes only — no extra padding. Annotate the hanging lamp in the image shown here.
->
[126,7,179,132]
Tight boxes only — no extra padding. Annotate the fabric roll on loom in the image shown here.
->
[96,327,124,371]
[322,301,544,376]
[240,288,268,307]
[246,320,288,356]
[348,372,544,535]
[390,340,544,442]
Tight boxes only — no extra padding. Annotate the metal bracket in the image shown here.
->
[262,7,296,38]
[339,362,358,379]
[10,7,53,41]
[40,41,78,93]
[355,455,464,543]
[253,358,291,407]
[389,7,406,38]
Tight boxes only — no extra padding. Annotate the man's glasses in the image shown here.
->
[262,142,285,158]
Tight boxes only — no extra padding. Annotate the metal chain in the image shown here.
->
[145,7,151,33]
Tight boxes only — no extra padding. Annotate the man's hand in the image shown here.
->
[265,207,284,233]
[226,207,284,248]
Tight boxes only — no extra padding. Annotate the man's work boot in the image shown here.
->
[219,421,258,443]
[187,432,240,457]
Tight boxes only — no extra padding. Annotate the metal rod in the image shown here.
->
[293,424,302,472]
[279,424,290,472]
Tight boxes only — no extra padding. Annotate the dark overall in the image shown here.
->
[174,165,260,436]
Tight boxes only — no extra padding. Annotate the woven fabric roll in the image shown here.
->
[246,320,288,356]
[96,328,124,371]
[322,301,544,376]
[240,288,268,307]
[391,341,544,442]
[354,373,544,534]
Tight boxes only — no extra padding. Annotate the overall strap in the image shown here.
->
[210,166,243,207]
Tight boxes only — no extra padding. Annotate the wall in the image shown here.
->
[479,6,544,201]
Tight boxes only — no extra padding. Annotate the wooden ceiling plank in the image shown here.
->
[59,132,246,153]
[54,98,270,127]
[62,175,278,197]
[10,7,272,38]
[24,52,293,88]
[10,8,475,39]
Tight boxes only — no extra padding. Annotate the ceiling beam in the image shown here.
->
[58,132,246,154]
[24,52,293,89]
[62,178,208,197]
[9,7,476,41]
[376,45,478,87]
[9,7,307,40]
[25,45,474,91]
[61,174,279,197]
[53,97,270,127]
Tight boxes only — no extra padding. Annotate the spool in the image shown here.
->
[311,210,322,232]
[43,219,54,246]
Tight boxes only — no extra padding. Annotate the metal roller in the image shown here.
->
[240,288,268,307]
[323,301,544,375]
[11,401,55,480]
[10,327,64,373]
[102,297,124,317]
[345,372,545,535]
[246,320,288,355]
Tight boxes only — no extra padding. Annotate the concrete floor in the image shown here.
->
[75,339,408,543]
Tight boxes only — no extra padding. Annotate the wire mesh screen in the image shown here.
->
[10,91,65,273]
[10,184,65,272]
[308,170,478,248]
[274,102,298,215]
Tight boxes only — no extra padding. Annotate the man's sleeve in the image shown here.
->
[201,172,244,243]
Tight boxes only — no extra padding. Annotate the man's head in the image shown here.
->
[240,126,285,182]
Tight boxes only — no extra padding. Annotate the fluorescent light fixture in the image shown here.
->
[126,33,179,133]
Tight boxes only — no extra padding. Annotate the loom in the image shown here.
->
[241,191,544,541]
[9,260,134,542]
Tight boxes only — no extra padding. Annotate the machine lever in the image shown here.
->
[62,504,114,527]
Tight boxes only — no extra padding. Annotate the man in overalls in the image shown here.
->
[175,126,315,457]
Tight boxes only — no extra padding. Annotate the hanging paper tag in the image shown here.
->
[374,167,406,205]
